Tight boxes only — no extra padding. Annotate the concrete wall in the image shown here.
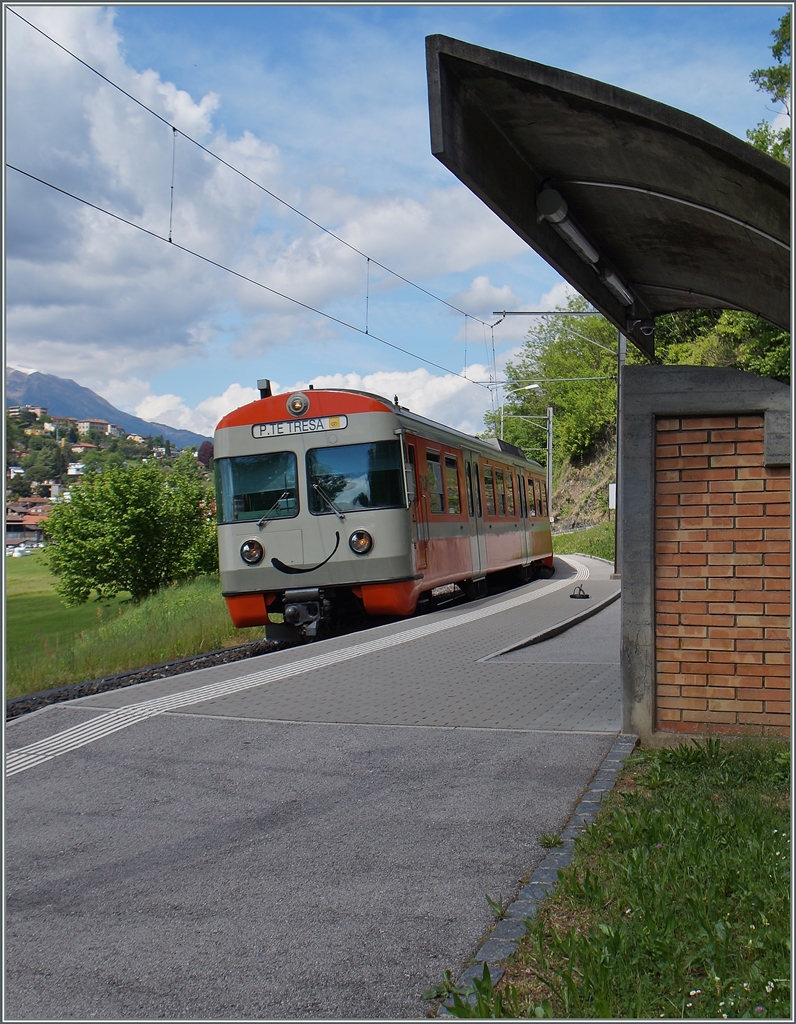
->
[621,366,791,742]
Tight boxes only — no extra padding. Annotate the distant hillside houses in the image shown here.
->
[9,405,129,439]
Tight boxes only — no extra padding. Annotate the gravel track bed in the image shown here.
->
[5,639,287,721]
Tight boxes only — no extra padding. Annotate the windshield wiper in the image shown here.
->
[312,483,346,521]
[257,491,290,528]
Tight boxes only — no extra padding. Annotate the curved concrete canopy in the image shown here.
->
[426,35,790,359]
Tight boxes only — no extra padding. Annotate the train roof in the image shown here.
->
[216,387,545,472]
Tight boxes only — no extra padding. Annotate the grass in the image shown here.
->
[436,738,790,1018]
[5,553,263,699]
[552,522,615,562]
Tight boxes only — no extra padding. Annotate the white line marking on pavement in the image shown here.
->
[6,558,588,776]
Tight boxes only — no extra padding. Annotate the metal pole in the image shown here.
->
[614,331,627,576]
[546,406,553,521]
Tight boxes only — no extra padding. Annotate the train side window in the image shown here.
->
[517,473,525,518]
[483,465,496,516]
[474,464,483,517]
[465,462,475,517]
[532,477,541,516]
[444,454,461,514]
[540,479,549,517]
[527,476,536,515]
[495,468,506,515]
[506,471,516,516]
[426,450,445,513]
[407,444,418,503]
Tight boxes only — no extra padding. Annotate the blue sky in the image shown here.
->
[5,3,789,437]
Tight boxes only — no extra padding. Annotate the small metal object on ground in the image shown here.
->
[570,584,590,599]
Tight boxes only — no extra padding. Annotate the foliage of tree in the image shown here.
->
[746,11,790,163]
[197,440,214,468]
[656,309,790,384]
[484,294,647,463]
[45,453,218,604]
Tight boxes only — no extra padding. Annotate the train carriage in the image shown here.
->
[214,382,553,640]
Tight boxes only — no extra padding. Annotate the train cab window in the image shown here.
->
[506,471,516,516]
[495,468,506,515]
[465,462,475,517]
[215,451,299,524]
[306,440,404,514]
[483,466,496,516]
[444,455,461,514]
[426,450,445,513]
[540,480,549,518]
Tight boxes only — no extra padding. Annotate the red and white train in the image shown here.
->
[214,383,553,640]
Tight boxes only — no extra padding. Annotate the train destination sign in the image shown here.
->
[251,415,348,439]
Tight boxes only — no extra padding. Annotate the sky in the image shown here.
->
[4,3,789,438]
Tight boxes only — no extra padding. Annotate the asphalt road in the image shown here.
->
[6,558,620,1020]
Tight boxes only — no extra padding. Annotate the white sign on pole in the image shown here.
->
[608,482,616,510]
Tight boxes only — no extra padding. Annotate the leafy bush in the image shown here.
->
[45,452,217,603]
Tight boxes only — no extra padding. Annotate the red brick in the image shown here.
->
[736,516,790,529]
[681,614,735,627]
[710,455,752,467]
[738,712,790,726]
[655,637,681,649]
[656,470,681,483]
[765,628,791,640]
[682,685,735,699]
[762,676,792,688]
[657,529,707,542]
[734,541,772,553]
[656,430,708,445]
[761,490,791,504]
[656,445,680,458]
[763,528,790,540]
[710,699,763,712]
[737,442,764,455]
[656,417,681,431]
[739,614,789,627]
[656,601,708,615]
[657,480,709,494]
[656,613,680,626]
[684,443,736,457]
[764,476,791,490]
[709,479,765,493]
[708,651,763,665]
[764,652,791,665]
[658,696,708,711]
[683,416,737,429]
[737,565,789,578]
[761,703,790,716]
[708,553,763,565]
[681,517,735,529]
[737,639,784,651]
[710,577,763,590]
[656,457,709,471]
[736,686,766,699]
[679,565,734,578]
[679,656,710,668]
[682,709,737,723]
[657,708,684,722]
[656,684,682,697]
[752,662,791,676]
[709,428,763,442]
[737,415,764,427]
[712,628,763,640]
[657,625,708,638]
[681,468,736,481]
[709,528,764,541]
[736,467,768,479]
[764,553,791,565]
[680,541,734,554]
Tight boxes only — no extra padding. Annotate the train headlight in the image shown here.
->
[286,392,310,416]
[240,539,265,565]
[348,530,373,555]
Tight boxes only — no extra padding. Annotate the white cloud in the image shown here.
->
[134,382,262,437]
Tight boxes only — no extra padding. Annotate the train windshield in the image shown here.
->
[215,452,299,523]
[306,441,404,514]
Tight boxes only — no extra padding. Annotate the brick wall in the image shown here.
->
[655,414,790,737]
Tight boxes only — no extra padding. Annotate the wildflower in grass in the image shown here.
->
[755,1007,764,1014]
[765,982,774,994]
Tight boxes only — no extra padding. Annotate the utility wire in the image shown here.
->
[8,163,489,389]
[9,6,493,327]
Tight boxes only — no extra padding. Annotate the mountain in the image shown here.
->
[6,369,210,447]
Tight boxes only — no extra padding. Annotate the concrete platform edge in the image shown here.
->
[436,732,639,1015]
[476,587,621,662]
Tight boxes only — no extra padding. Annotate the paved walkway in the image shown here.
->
[6,556,621,1020]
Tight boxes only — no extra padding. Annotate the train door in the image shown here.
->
[407,443,428,570]
[517,469,531,563]
[464,453,487,576]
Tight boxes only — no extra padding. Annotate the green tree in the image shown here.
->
[747,11,790,163]
[486,294,646,463]
[45,454,218,604]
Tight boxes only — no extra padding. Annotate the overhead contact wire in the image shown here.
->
[7,164,488,387]
[9,7,493,326]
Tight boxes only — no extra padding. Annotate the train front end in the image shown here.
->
[214,385,418,640]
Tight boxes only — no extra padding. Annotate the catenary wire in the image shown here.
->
[7,163,490,388]
[8,6,494,327]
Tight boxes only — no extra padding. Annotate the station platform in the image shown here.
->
[6,556,623,1020]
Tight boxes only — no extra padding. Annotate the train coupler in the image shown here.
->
[282,588,331,638]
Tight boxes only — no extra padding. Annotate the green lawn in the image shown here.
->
[5,551,262,699]
[553,522,615,562]
[5,550,129,655]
